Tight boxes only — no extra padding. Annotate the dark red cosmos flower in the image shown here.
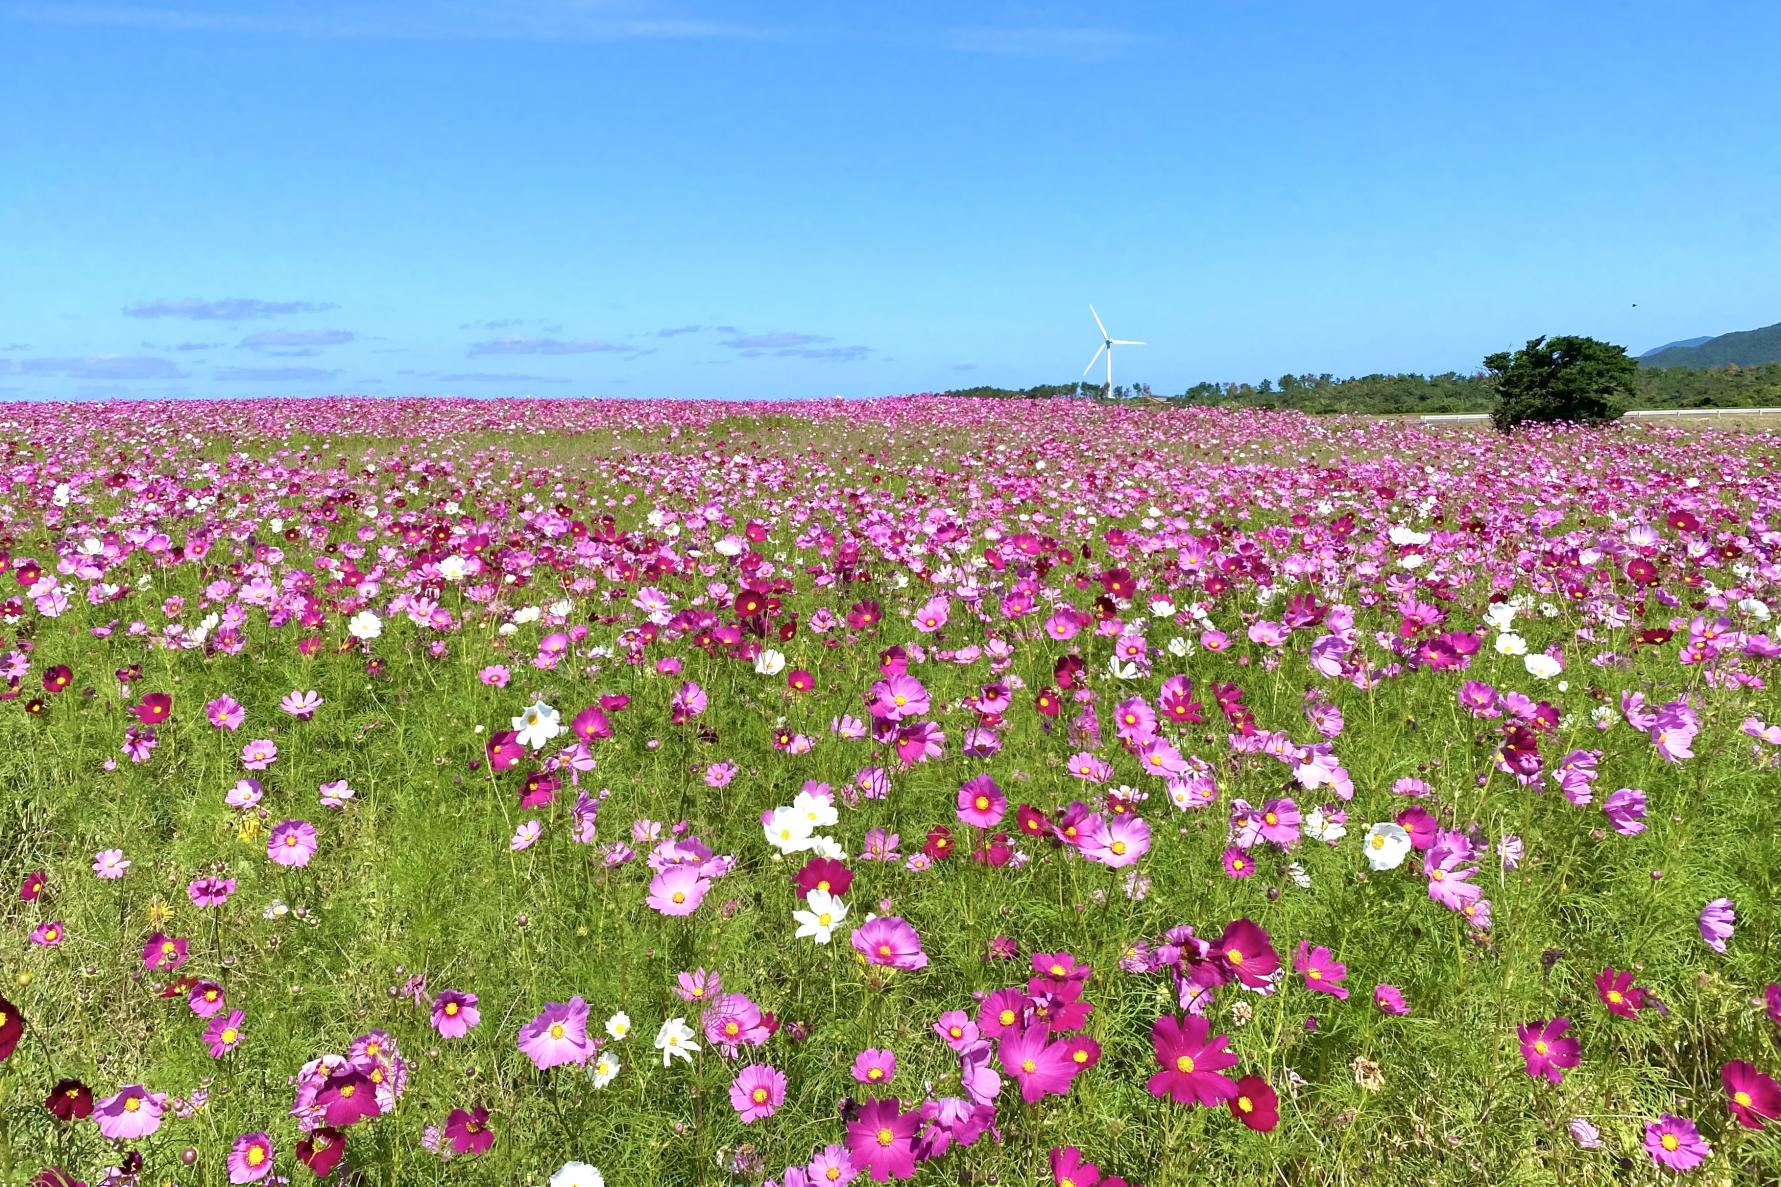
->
[297,1127,348,1177]
[518,771,557,809]
[923,826,955,861]
[846,600,881,629]
[971,833,1013,867]
[131,692,171,724]
[1395,805,1438,850]
[19,870,44,901]
[1636,627,1674,646]
[0,994,23,1061]
[42,665,71,693]
[1625,557,1659,586]
[1210,919,1279,990]
[1034,687,1063,718]
[1054,655,1084,690]
[793,857,853,900]
[31,1169,81,1187]
[1595,967,1645,1019]
[45,1078,93,1122]
[1228,1074,1279,1131]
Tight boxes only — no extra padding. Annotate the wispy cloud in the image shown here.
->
[468,336,632,356]
[124,297,338,321]
[215,365,343,382]
[457,318,525,331]
[721,330,828,350]
[239,328,356,352]
[1,343,29,352]
[942,26,1145,56]
[11,2,772,42]
[656,324,705,337]
[435,371,573,383]
[3,354,187,380]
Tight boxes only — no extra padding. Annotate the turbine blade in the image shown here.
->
[1089,304,1109,339]
[1082,345,1106,376]
[1110,339,1146,346]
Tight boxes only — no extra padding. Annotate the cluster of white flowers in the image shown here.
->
[761,787,845,860]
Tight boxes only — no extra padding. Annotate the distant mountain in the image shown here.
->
[1640,321,1781,368]
[1639,336,1713,358]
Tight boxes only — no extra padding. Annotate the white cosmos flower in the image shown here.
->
[1523,653,1563,680]
[807,835,847,861]
[1149,598,1176,618]
[512,700,563,750]
[792,790,839,830]
[1362,822,1412,871]
[1493,632,1528,657]
[347,610,382,640]
[763,806,815,854]
[714,535,745,557]
[1739,597,1772,622]
[438,554,468,582]
[1483,602,1517,631]
[551,1162,606,1187]
[1167,636,1192,657]
[605,1011,631,1041]
[1305,806,1347,844]
[655,1017,698,1066]
[1388,525,1431,546]
[590,1050,620,1088]
[754,648,786,677]
[512,605,542,625]
[1108,654,1139,680]
[793,888,848,944]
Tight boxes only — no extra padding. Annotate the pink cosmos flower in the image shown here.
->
[188,876,236,908]
[206,695,245,730]
[517,996,592,1070]
[281,689,324,718]
[851,916,928,971]
[647,865,711,916]
[1374,984,1409,1015]
[1700,898,1735,952]
[729,1063,787,1123]
[444,1106,494,1155]
[241,739,278,770]
[853,1047,897,1086]
[432,990,480,1038]
[228,1130,275,1183]
[94,1084,166,1140]
[1080,813,1150,868]
[93,848,130,879]
[999,1025,1078,1104]
[268,819,318,867]
[867,674,928,722]
[142,932,188,971]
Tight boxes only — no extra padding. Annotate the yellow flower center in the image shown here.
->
[1532,1040,1548,1056]
[892,694,906,706]
[1232,858,1245,871]
[725,1022,740,1037]
[1238,1095,1254,1113]
[1227,948,1245,966]
[818,913,833,926]
[247,1147,265,1167]
[752,1087,770,1103]
[1175,1054,1195,1073]
[445,1002,459,1016]
[868,1067,883,1081]
[161,941,176,956]
[998,1009,1016,1026]
[1308,968,1322,980]
[671,891,686,904]
[221,1027,239,1044]
[550,1024,566,1039]
[124,1097,141,1112]
[1020,1058,1036,1073]
[974,796,990,811]
[1264,812,1278,826]
[1661,1134,1679,1152]
[1735,1091,1753,1107]
[1605,990,1622,1004]
[1370,835,1385,849]
[877,944,892,957]
[1111,841,1127,855]
[876,1127,895,1147]
[816,880,831,892]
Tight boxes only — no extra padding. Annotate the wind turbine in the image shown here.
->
[1081,305,1145,398]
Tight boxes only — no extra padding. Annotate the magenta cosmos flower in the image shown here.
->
[1644,1114,1709,1171]
[1517,1018,1581,1084]
[204,1009,246,1058]
[517,996,592,1070]
[1211,918,1279,989]
[999,1024,1078,1104]
[1723,1060,1781,1129]
[647,865,711,916]
[729,1063,787,1123]
[268,819,318,867]
[1699,898,1735,953]
[432,989,480,1038]
[956,775,1006,828]
[1146,1014,1239,1106]
[94,1084,166,1140]
[142,932,189,971]
[445,1106,494,1155]
[853,1048,896,1086]
[851,916,929,971]
[1294,942,1349,999]
[228,1131,275,1183]
[845,1096,921,1181]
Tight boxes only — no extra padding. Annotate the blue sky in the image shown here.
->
[2,0,1777,401]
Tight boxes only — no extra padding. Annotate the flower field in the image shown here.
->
[3,395,1781,1186]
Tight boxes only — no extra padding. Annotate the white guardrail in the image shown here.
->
[1420,408,1781,422]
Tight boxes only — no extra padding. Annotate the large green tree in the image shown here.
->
[1485,335,1633,430]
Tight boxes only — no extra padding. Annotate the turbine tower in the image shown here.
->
[1081,305,1145,398]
